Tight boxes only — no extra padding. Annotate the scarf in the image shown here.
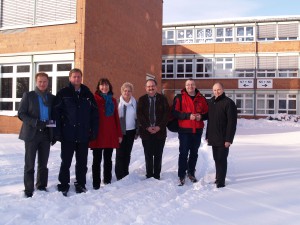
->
[34,87,49,106]
[118,96,137,118]
[100,93,114,116]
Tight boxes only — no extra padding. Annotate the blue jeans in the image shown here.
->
[178,131,202,178]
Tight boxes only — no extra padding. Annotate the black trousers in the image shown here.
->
[58,141,88,187]
[92,148,113,188]
[115,129,136,180]
[142,137,166,179]
[24,130,50,193]
[212,146,229,185]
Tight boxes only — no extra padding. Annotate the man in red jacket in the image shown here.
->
[172,79,208,186]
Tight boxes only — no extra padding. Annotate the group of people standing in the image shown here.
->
[18,68,237,198]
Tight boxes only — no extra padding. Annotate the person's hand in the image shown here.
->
[194,113,201,121]
[147,127,156,134]
[190,114,196,120]
[225,142,231,148]
[36,120,46,130]
[119,137,123,143]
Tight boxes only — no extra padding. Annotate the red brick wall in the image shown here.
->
[83,0,163,98]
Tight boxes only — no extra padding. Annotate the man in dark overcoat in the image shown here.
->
[53,68,98,196]
[206,82,237,188]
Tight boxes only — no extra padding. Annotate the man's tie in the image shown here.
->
[149,97,155,125]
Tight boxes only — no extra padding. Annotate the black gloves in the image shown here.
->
[36,120,47,130]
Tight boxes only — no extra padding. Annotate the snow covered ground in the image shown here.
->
[0,119,300,225]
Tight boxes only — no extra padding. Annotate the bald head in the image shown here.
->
[213,82,224,98]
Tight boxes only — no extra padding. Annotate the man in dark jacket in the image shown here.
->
[137,79,169,180]
[53,68,99,196]
[18,72,55,198]
[172,79,208,186]
[206,82,237,188]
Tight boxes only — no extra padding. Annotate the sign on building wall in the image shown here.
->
[238,79,254,88]
[257,79,273,88]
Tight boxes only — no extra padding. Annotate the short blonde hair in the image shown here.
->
[121,82,134,93]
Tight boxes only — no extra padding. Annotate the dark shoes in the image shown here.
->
[24,191,33,198]
[188,174,198,183]
[37,186,47,192]
[178,177,185,186]
[216,183,225,188]
[74,182,87,194]
[57,184,69,196]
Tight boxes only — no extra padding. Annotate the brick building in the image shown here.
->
[0,0,163,133]
[162,16,300,118]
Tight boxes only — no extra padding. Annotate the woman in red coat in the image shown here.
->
[89,78,122,189]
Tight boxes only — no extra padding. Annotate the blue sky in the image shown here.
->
[163,0,300,24]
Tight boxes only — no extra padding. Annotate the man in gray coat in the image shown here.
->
[18,72,55,198]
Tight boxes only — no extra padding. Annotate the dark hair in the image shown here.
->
[69,68,83,77]
[96,78,113,95]
[145,79,157,86]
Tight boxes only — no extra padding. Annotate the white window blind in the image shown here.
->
[257,24,276,38]
[278,23,299,38]
[35,0,76,24]
[1,0,34,27]
[278,56,298,69]
[235,56,255,69]
[1,0,76,28]
[257,56,276,69]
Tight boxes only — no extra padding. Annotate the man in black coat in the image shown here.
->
[53,68,99,196]
[137,79,169,180]
[18,72,55,198]
[206,82,237,188]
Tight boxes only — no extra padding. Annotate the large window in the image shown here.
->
[256,93,275,115]
[162,30,175,45]
[162,59,174,79]
[195,58,213,78]
[235,93,254,115]
[215,58,233,77]
[278,94,297,114]
[236,26,254,41]
[195,28,213,43]
[216,27,233,42]
[0,0,76,29]
[0,64,31,111]
[176,59,193,78]
[176,29,194,44]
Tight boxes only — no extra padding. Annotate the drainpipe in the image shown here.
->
[254,22,258,118]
